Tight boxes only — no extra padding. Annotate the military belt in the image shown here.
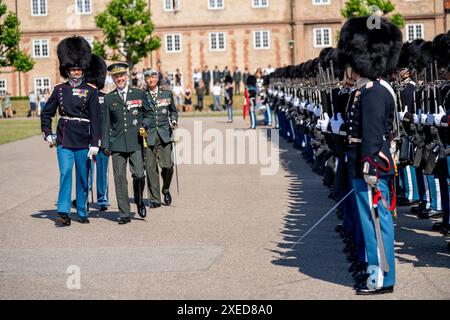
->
[61,116,90,123]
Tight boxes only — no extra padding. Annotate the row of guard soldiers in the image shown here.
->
[265,17,449,295]
[40,36,178,226]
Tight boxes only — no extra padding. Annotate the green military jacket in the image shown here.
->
[145,87,179,146]
[102,86,154,153]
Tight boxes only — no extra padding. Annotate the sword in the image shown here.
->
[173,139,180,195]
[139,128,152,208]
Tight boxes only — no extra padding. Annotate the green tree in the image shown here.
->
[93,0,161,70]
[341,0,405,28]
[0,0,34,73]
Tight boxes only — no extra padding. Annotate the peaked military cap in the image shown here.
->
[107,62,129,75]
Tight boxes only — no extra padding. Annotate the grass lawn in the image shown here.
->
[0,118,42,145]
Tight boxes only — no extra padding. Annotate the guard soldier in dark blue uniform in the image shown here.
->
[337,17,403,294]
[40,36,101,226]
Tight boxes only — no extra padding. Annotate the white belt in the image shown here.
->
[61,116,90,123]
[348,137,362,144]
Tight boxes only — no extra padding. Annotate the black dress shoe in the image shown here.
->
[99,205,108,212]
[335,224,345,233]
[149,202,161,208]
[56,214,71,226]
[78,217,90,224]
[417,211,429,219]
[137,204,147,218]
[118,217,131,225]
[432,222,443,231]
[164,193,172,205]
[356,285,394,295]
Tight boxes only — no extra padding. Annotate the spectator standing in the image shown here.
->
[224,76,233,123]
[196,80,205,112]
[172,81,184,112]
[212,81,223,112]
[213,66,221,85]
[193,68,202,89]
[29,91,37,117]
[0,94,3,118]
[4,93,12,118]
[38,91,47,116]
[243,67,250,87]
[202,65,211,96]
[233,66,242,95]
[184,86,193,112]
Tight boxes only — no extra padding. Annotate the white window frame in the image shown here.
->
[209,32,226,51]
[406,23,424,42]
[253,30,270,50]
[208,0,224,10]
[165,34,182,53]
[31,0,48,16]
[0,80,7,96]
[313,28,331,48]
[32,39,50,58]
[34,77,51,95]
[75,0,92,15]
[312,0,330,5]
[163,0,181,11]
[252,0,269,8]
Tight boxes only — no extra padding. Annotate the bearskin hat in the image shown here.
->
[337,17,403,79]
[84,55,107,90]
[432,33,450,70]
[57,36,92,78]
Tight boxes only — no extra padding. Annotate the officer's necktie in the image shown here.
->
[151,92,157,101]
[119,90,126,102]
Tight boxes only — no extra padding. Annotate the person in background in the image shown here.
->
[233,66,242,95]
[224,75,234,123]
[202,65,211,96]
[38,91,46,116]
[243,67,250,87]
[172,81,184,112]
[0,94,3,118]
[193,68,202,90]
[29,91,37,117]
[4,92,13,118]
[196,80,205,112]
[184,86,193,112]
[246,74,257,129]
[212,81,223,112]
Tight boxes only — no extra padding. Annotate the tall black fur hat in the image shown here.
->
[337,17,403,79]
[432,33,450,69]
[85,55,107,90]
[57,36,92,78]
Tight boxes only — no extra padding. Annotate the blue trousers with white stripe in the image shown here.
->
[401,165,419,202]
[352,177,396,288]
[56,146,89,218]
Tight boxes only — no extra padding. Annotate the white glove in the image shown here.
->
[331,113,344,134]
[434,106,446,126]
[320,112,330,132]
[426,112,434,125]
[364,174,378,187]
[420,110,427,125]
[413,114,419,124]
[307,104,314,113]
[171,119,178,129]
[46,134,56,147]
[399,105,407,121]
[87,147,99,160]
[293,98,299,108]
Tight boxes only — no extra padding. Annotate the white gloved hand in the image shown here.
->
[87,147,99,160]
[420,110,427,125]
[399,105,408,121]
[320,112,330,132]
[413,114,419,124]
[331,113,344,134]
[171,119,178,129]
[426,112,434,125]
[307,103,314,113]
[293,98,300,108]
[434,106,446,126]
[313,106,321,117]
[364,174,378,187]
[46,134,56,147]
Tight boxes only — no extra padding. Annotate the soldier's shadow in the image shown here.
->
[268,135,355,288]
[30,208,141,224]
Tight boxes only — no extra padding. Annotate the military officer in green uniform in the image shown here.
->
[102,62,154,224]
[143,69,178,207]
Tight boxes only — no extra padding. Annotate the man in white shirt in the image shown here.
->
[172,82,183,112]
[212,82,223,111]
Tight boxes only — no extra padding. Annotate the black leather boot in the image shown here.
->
[133,177,147,218]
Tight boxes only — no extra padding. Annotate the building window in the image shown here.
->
[252,0,268,8]
[76,0,92,15]
[31,0,47,16]
[209,32,226,51]
[0,80,6,96]
[35,78,51,95]
[84,36,94,48]
[165,34,182,53]
[313,0,330,5]
[32,39,49,58]
[164,0,181,11]
[208,0,224,10]
[406,24,424,42]
[313,28,331,47]
[254,30,270,49]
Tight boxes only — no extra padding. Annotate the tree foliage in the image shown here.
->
[93,0,161,70]
[341,0,405,28]
[0,0,35,73]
